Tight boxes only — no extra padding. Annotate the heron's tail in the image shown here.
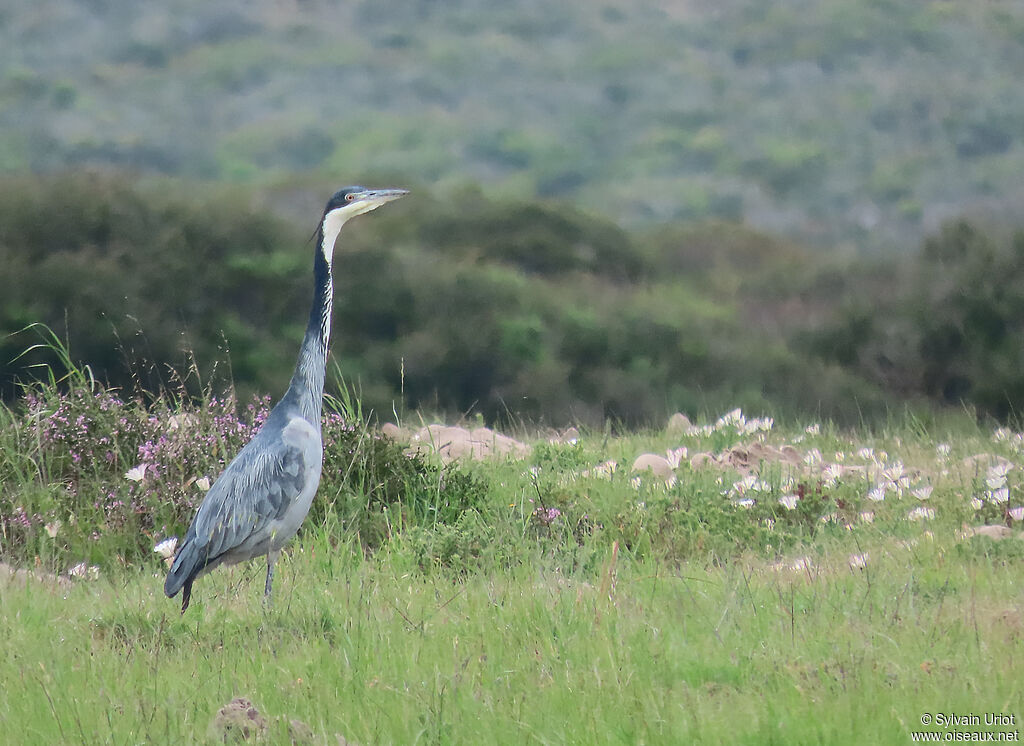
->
[164,538,203,599]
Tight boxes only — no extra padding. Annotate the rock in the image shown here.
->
[666,412,692,434]
[469,427,531,458]
[285,718,315,745]
[380,422,407,442]
[960,525,1015,541]
[690,452,717,469]
[779,445,803,465]
[209,697,268,742]
[631,453,675,481]
[413,424,467,446]
[557,426,580,444]
[0,562,72,590]
[960,454,1015,475]
[724,446,752,472]
[409,424,529,462]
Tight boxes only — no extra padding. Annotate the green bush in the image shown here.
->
[804,219,1024,422]
[0,172,905,428]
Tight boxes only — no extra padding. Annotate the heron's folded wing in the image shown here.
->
[191,437,308,560]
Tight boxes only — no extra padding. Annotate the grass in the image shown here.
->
[1,361,1023,742]
[1,533,1021,744]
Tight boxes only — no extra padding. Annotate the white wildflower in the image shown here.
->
[912,485,933,501]
[859,511,875,524]
[733,474,757,493]
[994,427,1013,442]
[153,537,178,559]
[986,463,1012,491]
[716,408,744,428]
[991,461,1014,477]
[737,420,758,436]
[936,443,951,458]
[908,506,935,521]
[125,464,147,482]
[44,520,61,538]
[804,448,823,466]
[805,423,821,435]
[986,474,1008,489]
[790,556,812,572]
[665,447,687,469]
[822,463,844,487]
[856,447,875,460]
[736,498,755,509]
[195,476,212,491]
[630,476,643,490]
[848,553,869,570]
[867,485,887,502]
[882,461,905,484]
[68,562,100,580]
[971,497,984,510]
[732,474,770,495]
[1008,506,1024,522]
[820,512,840,524]
[588,460,618,479]
[986,487,1010,504]
[778,494,799,510]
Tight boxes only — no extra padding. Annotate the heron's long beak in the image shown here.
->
[352,188,409,209]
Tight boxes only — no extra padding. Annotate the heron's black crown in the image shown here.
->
[325,186,367,213]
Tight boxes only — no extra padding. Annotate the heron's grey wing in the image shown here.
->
[190,434,308,560]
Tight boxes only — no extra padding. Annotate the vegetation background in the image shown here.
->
[2,0,1024,426]
[3,0,1024,427]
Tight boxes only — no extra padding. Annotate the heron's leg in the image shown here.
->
[181,580,193,615]
[264,549,280,604]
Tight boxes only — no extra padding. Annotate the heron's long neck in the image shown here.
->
[284,220,338,426]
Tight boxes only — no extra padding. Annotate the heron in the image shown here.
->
[164,185,408,613]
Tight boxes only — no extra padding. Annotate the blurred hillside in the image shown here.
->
[2,0,1024,249]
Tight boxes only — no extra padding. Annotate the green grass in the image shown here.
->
[1,532,1021,744]
[1,371,1023,743]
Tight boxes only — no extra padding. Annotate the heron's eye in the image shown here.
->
[345,193,356,202]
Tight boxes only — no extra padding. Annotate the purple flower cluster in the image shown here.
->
[8,386,272,538]
[0,504,43,546]
[532,506,562,526]
[24,388,139,473]
[128,394,271,520]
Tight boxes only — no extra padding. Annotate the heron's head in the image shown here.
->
[324,186,409,222]
[319,186,408,264]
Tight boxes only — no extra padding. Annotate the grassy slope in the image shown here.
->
[2,413,1023,744]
